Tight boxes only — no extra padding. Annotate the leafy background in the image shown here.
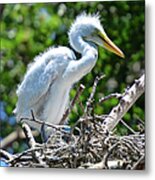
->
[0,1,144,154]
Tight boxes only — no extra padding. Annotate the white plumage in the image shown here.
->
[14,13,124,131]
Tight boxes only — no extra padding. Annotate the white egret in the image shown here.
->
[14,13,124,131]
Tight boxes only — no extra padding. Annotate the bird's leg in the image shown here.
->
[29,109,47,142]
[40,122,48,142]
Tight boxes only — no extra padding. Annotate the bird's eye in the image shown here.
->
[91,28,99,36]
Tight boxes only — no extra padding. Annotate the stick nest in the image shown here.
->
[0,75,145,169]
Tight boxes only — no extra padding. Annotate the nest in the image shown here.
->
[0,75,145,169]
[1,115,145,169]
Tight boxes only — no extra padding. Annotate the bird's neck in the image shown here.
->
[69,33,97,54]
[66,32,98,86]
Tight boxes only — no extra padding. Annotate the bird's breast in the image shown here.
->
[42,79,70,125]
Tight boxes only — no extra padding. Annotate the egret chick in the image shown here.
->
[14,13,124,131]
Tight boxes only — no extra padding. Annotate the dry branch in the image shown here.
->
[84,75,105,114]
[22,123,36,148]
[0,128,39,149]
[103,74,145,131]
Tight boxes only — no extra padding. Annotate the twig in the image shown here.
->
[77,99,85,113]
[134,114,145,125]
[99,93,123,103]
[21,121,47,165]
[8,147,43,165]
[0,149,14,161]
[131,154,145,170]
[20,116,70,134]
[59,84,85,125]
[120,119,137,134]
[86,141,120,169]
[0,128,39,149]
[22,123,36,148]
[103,74,145,131]
[102,141,120,169]
[84,75,105,114]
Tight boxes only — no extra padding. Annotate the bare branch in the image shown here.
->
[99,93,122,103]
[0,149,14,161]
[0,128,39,149]
[131,154,145,170]
[103,74,145,131]
[120,119,137,134]
[84,75,105,114]
[20,116,70,134]
[22,123,36,148]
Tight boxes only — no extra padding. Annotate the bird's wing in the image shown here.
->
[15,46,75,115]
[16,60,59,113]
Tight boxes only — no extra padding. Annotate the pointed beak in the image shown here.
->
[99,32,125,58]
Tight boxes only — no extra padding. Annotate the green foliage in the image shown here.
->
[0,1,145,152]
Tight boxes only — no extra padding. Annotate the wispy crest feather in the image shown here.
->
[69,12,101,34]
[75,12,100,25]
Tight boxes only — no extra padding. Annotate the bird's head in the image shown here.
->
[69,13,125,58]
